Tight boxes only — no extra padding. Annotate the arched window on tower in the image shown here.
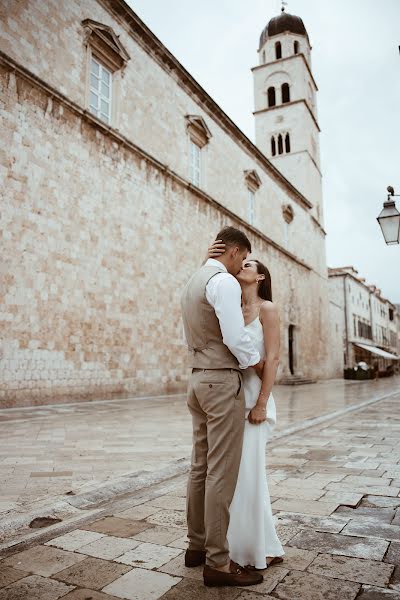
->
[278,134,283,155]
[285,133,291,153]
[294,41,299,55]
[275,41,282,59]
[267,86,276,107]
[282,83,290,103]
[271,136,276,156]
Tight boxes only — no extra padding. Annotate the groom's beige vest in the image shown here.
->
[181,265,239,370]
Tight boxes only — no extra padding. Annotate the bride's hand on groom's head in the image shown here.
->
[208,239,225,258]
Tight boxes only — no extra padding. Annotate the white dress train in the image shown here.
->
[227,317,284,569]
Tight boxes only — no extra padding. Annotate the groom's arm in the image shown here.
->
[206,274,261,369]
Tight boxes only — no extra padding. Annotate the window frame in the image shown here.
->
[189,139,202,188]
[83,19,129,129]
[88,54,113,125]
[267,86,276,107]
[185,115,211,189]
[247,188,255,225]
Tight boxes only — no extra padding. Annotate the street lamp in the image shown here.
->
[377,186,400,245]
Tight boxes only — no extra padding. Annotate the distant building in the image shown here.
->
[328,267,399,376]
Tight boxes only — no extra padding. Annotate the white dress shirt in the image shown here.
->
[205,259,260,369]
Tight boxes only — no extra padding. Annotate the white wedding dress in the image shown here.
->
[227,317,284,569]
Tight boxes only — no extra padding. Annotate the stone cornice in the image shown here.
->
[97,0,313,212]
[311,215,326,235]
[253,98,321,133]
[0,51,315,273]
[272,147,322,179]
[252,52,318,92]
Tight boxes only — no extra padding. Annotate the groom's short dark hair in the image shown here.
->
[216,226,252,253]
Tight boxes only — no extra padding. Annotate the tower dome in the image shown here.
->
[259,10,309,50]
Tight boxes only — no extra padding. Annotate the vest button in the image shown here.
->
[209,384,212,388]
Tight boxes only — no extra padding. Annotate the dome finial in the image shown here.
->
[281,1,288,12]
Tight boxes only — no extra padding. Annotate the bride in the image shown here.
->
[208,240,284,570]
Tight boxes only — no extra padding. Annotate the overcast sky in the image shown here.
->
[129,0,400,302]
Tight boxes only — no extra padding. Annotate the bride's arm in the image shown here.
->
[248,301,280,425]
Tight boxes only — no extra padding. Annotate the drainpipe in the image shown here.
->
[343,275,350,368]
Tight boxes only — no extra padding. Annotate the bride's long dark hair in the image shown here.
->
[254,260,273,302]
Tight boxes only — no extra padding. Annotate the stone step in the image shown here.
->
[279,376,317,385]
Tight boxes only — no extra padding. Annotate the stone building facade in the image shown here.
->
[0,1,337,407]
[328,267,399,376]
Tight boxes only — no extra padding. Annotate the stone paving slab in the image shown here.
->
[273,569,360,600]
[358,586,400,599]
[363,496,400,509]
[131,525,186,545]
[114,542,182,569]
[334,505,396,524]
[3,544,87,576]
[45,529,106,551]
[278,546,318,570]
[341,521,400,542]
[52,556,131,590]
[61,590,122,600]
[307,553,394,586]
[275,511,349,533]
[83,516,153,537]
[288,528,389,560]
[158,577,244,599]
[272,498,340,516]
[75,536,140,560]
[102,567,181,600]
[0,574,75,600]
[0,565,28,588]
[391,566,400,591]
[385,542,400,565]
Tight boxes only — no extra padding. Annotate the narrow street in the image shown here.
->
[1,379,400,599]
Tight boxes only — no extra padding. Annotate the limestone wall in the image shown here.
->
[0,0,338,406]
[0,0,325,272]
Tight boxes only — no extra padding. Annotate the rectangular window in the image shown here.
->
[189,140,201,187]
[89,57,112,124]
[248,189,255,225]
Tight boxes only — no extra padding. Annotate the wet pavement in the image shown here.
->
[0,378,398,514]
[0,383,400,599]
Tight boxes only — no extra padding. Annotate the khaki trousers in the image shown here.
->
[186,368,245,567]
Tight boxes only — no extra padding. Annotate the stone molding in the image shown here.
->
[282,203,295,223]
[82,18,130,71]
[252,52,318,92]
[244,169,262,192]
[185,115,212,148]
[254,98,321,133]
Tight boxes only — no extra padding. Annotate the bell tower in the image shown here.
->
[252,8,323,224]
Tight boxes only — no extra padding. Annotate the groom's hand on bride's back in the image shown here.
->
[252,359,265,380]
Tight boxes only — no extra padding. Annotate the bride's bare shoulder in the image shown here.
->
[259,301,279,323]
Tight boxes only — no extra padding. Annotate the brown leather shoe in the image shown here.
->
[185,549,206,567]
[204,561,263,587]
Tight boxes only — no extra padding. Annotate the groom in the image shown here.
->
[181,226,264,587]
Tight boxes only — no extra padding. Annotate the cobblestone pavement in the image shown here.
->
[0,378,398,514]
[1,386,400,598]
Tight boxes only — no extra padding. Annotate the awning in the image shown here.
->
[354,342,400,360]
